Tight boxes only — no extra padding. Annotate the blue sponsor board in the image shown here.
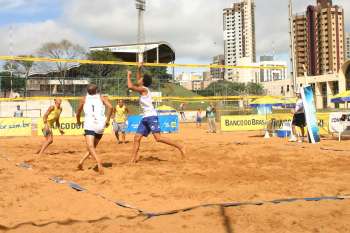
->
[301,85,320,143]
[126,115,179,133]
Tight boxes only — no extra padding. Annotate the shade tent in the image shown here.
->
[250,96,296,139]
[156,105,177,113]
[250,96,285,108]
[250,96,296,108]
[281,98,297,108]
[331,90,350,103]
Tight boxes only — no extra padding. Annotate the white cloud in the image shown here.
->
[0,20,87,56]
[61,0,229,62]
[61,0,350,63]
[0,0,44,11]
[1,0,349,63]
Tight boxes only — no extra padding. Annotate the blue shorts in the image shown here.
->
[136,116,161,137]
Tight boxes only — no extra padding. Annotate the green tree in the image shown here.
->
[202,81,264,96]
[0,71,25,96]
[37,39,85,95]
[1,62,23,94]
[80,50,124,77]
[203,80,245,96]
[246,82,264,95]
[14,55,35,97]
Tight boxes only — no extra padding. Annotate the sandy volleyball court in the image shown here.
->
[1,124,350,233]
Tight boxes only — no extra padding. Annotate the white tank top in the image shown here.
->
[140,87,157,118]
[83,94,106,132]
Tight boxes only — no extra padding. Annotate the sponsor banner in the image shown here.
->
[37,117,112,136]
[268,113,329,135]
[0,118,32,137]
[126,115,179,133]
[317,113,330,135]
[329,112,350,135]
[301,86,320,143]
[221,115,266,131]
[221,113,329,134]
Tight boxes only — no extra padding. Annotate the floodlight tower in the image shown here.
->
[135,0,146,62]
[288,0,297,94]
[9,25,14,94]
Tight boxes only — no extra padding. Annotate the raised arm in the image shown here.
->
[136,63,143,81]
[127,70,147,94]
[101,96,113,127]
[76,97,85,124]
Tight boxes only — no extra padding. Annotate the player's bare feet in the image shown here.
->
[179,145,186,160]
[77,163,83,170]
[130,157,139,164]
[97,164,104,175]
[25,158,35,163]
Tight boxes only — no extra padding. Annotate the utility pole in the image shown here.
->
[288,0,297,95]
[9,25,14,95]
[135,0,146,63]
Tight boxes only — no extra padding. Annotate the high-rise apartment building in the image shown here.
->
[293,14,308,77]
[223,0,256,81]
[293,0,345,77]
[345,33,350,61]
[210,55,225,80]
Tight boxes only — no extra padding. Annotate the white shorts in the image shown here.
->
[84,118,105,135]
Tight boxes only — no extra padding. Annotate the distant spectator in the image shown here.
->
[206,103,216,133]
[179,103,186,121]
[196,109,202,128]
[289,91,306,143]
[112,100,129,144]
[14,105,23,117]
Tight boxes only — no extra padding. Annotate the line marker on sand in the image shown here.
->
[1,155,350,220]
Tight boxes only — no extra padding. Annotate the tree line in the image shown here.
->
[0,39,264,97]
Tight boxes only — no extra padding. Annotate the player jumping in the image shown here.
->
[127,65,185,163]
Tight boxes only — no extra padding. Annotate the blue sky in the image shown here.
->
[0,0,349,73]
[0,0,61,26]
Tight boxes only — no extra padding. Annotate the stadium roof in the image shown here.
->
[89,41,175,64]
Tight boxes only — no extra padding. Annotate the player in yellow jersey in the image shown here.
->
[36,99,64,156]
[112,100,128,144]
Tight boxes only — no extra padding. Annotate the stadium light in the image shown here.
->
[135,0,146,11]
[288,0,297,95]
[135,0,146,62]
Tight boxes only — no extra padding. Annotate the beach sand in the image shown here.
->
[1,124,350,233]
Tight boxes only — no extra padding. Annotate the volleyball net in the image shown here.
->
[0,56,336,137]
[0,55,292,115]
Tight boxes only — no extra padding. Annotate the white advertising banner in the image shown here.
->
[329,112,350,135]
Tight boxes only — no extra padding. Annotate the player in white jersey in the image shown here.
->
[76,84,113,174]
[127,64,185,163]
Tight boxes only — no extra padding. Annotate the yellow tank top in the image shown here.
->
[47,106,62,127]
[115,105,127,123]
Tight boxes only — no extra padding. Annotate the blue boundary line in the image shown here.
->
[2,155,350,220]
